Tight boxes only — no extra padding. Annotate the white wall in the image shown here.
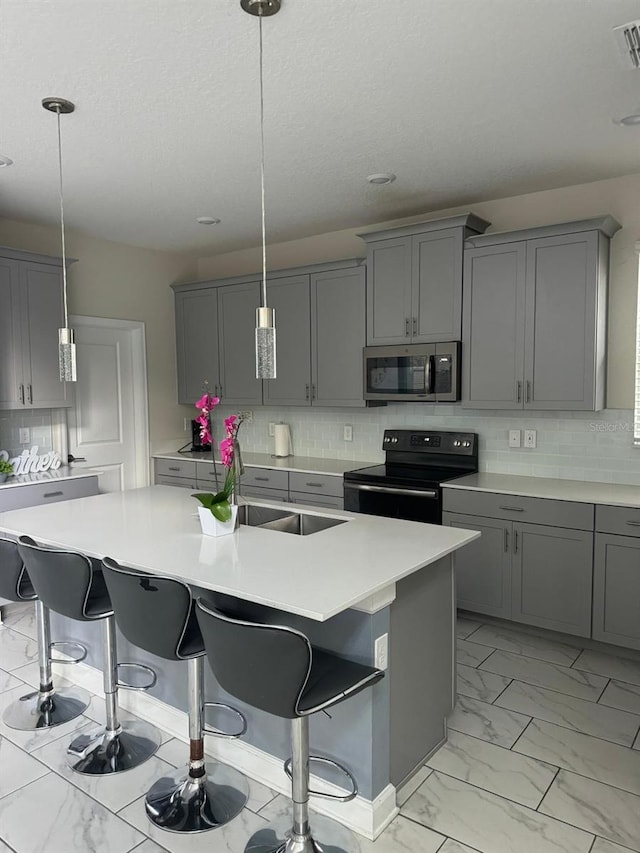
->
[0,217,196,446]
[197,172,640,410]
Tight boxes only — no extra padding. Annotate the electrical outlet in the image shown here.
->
[183,418,190,432]
[343,425,353,441]
[19,428,30,444]
[508,429,521,448]
[524,429,537,449]
[239,410,254,423]
[268,422,276,437]
[374,633,389,670]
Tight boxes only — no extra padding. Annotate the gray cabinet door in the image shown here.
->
[366,237,412,345]
[262,275,311,406]
[311,266,365,407]
[443,512,512,619]
[0,259,24,409]
[593,533,640,651]
[413,228,463,342]
[21,262,69,408]
[524,232,599,410]
[462,242,526,408]
[511,522,593,637]
[175,288,220,405]
[218,281,263,406]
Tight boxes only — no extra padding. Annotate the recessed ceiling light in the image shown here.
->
[196,216,221,225]
[0,155,13,167]
[615,112,640,126]
[367,173,396,185]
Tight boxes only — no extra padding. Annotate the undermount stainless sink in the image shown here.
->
[237,503,347,536]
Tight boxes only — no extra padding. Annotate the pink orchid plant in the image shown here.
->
[193,410,243,523]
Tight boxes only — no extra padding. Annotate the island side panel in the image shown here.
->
[389,554,454,787]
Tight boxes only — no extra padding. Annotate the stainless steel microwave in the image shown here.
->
[363,342,461,403]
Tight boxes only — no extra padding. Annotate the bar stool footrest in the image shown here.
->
[284,755,357,802]
[49,641,88,665]
[202,702,247,739]
[116,662,157,691]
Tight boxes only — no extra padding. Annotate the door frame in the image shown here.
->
[67,315,150,488]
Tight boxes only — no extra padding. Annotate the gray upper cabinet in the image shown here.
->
[175,287,220,405]
[311,266,366,407]
[463,216,620,411]
[218,281,263,406]
[262,274,311,407]
[0,249,70,410]
[173,259,365,409]
[360,214,490,346]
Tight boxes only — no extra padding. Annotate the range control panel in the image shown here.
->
[382,429,477,455]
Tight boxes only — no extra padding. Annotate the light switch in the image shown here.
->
[343,425,353,441]
[524,429,537,449]
[19,428,30,444]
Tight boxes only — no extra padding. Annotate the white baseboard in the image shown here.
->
[65,659,397,840]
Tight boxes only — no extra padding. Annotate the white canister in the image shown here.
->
[274,423,292,457]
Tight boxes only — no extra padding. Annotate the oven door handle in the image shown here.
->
[345,483,438,499]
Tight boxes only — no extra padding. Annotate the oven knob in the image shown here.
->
[391,437,398,444]
[453,440,461,447]
[384,437,391,443]
[463,440,471,448]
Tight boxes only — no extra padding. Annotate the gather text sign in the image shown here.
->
[0,446,63,475]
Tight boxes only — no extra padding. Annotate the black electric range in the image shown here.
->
[343,429,478,524]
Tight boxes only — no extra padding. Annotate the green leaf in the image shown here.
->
[192,493,216,509]
[210,500,232,522]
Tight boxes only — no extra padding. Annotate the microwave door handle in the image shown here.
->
[428,354,436,395]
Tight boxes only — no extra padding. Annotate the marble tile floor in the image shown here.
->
[2,603,640,852]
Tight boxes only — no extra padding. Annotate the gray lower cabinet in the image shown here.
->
[463,217,620,411]
[240,485,289,502]
[360,215,490,346]
[0,475,99,512]
[156,474,197,489]
[0,250,70,410]
[511,522,593,637]
[443,512,511,619]
[443,489,594,637]
[593,504,640,650]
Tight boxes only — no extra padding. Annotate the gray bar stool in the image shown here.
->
[17,537,161,775]
[1,536,90,731]
[101,557,249,834]
[195,598,385,853]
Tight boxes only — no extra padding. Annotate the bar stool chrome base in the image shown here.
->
[145,761,249,833]
[3,684,90,731]
[67,720,162,775]
[245,815,354,853]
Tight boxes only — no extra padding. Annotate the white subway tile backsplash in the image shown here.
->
[0,410,54,457]
[209,405,640,484]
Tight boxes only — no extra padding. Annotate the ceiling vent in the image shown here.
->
[613,21,640,68]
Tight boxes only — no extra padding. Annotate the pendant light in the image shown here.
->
[242,0,280,379]
[42,97,76,382]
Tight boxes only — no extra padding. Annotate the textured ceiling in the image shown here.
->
[1,0,640,256]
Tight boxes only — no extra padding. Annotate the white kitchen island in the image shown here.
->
[0,485,478,839]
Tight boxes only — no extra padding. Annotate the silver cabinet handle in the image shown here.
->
[405,318,410,337]
[305,384,310,400]
[311,384,316,400]
[218,385,223,398]
[305,482,323,488]
[43,491,63,499]
[504,528,509,552]
[626,521,640,527]
[499,505,525,512]
[26,384,32,404]
[168,466,181,472]
[516,381,522,403]
[525,380,531,403]
[514,530,519,553]
[254,476,270,482]
[412,317,417,335]
[18,384,24,404]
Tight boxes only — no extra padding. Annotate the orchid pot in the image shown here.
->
[197,503,238,537]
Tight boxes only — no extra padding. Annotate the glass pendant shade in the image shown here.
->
[59,327,77,382]
[255,307,276,379]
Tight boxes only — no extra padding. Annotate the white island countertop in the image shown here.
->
[0,485,479,621]
[153,451,376,477]
[444,472,640,508]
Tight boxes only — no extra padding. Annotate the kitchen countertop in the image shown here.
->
[444,472,640,508]
[0,485,479,621]
[0,467,100,489]
[153,451,377,477]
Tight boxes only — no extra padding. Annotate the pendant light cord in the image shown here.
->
[259,15,267,308]
[55,107,69,328]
